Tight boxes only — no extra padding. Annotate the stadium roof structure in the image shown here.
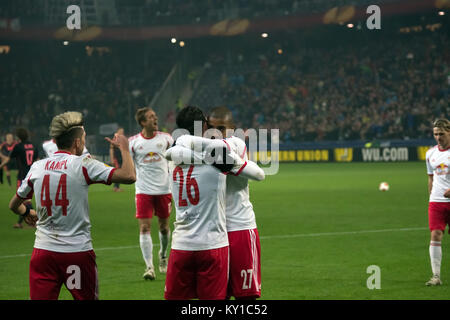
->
[0,0,445,41]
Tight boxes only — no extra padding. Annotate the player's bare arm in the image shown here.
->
[428,175,433,195]
[105,134,136,184]
[8,195,38,227]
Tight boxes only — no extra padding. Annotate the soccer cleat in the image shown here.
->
[143,267,156,280]
[425,275,442,286]
[159,256,168,274]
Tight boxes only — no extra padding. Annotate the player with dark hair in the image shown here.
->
[164,105,263,300]
[208,106,265,299]
[167,105,265,299]
[7,111,136,300]
[163,105,230,300]
[0,128,39,228]
[0,133,17,186]
[425,118,450,286]
[129,107,174,280]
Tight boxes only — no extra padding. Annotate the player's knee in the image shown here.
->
[159,226,170,235]
[158,220,170,234]
[139,223,151,234]
[431,230,443,241]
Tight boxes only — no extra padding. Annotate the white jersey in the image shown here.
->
[17,151,116,252]
[426,145,450,202]
[129,132,173,195]
[170,163,228,251]
[43,139,89,158]
[225,136,257,231]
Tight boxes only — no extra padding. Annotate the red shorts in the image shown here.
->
[227,229,261,298]
[429,202,450,233]
[29,248,98,300]
[164,246,229,300]
[135,193,172,219]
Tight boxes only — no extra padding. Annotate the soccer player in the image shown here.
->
[425,118,450,286]
[129,107,174,280]
[0,128,39,228]
[170,106,265,299]
[208,106,265,299]
[163,105,230,300]
[7,111,136,300]
[0,133,17,186]
[110,127,125,192]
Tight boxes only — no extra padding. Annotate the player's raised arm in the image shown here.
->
[231,159,265,181]
[165,144,204,165]
[105,134,136,184]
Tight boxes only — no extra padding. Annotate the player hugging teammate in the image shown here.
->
[164,106,265,300]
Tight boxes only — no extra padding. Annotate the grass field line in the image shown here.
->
[0,226,427,259]
[259,226,427,239]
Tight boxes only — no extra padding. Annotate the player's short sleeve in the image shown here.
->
[128,137,135,157]
[166,134,174,149]
[81,156,116,185]
[425,149,433,175]
[16,168,35,200]
[228,137,247,160]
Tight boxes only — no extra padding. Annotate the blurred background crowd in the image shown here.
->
[0,0,448,152]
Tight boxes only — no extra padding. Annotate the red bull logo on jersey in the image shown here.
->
[435,163,449,175]
[143,151,161,163]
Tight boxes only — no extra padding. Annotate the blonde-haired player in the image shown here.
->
[8,111,136,299]
[425,118,450,286]
[129,107,174,280]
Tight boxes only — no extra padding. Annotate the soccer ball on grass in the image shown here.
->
[378,182,389,191]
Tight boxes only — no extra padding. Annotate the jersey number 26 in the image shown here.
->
[173,165,199,207]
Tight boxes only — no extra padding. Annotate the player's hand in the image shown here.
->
[444,189,450,198]
[105,134,129,151]
[23,209,37,227]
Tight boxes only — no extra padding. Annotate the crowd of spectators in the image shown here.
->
[1,23,448,149]
[191,28,449,143]
[0,42,175,149]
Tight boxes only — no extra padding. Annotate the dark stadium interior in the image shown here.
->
[0,0,448,155]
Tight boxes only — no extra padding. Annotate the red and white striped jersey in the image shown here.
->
[129,132,173,195]
[16,151,116,252]
[426,145,450,202]
[170,163,228,251]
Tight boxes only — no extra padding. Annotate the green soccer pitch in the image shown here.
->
[0,162,448,300]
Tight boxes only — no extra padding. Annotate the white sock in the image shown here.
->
[429,241,442,277]
[159,230,170,259]
[140,233,153,269]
